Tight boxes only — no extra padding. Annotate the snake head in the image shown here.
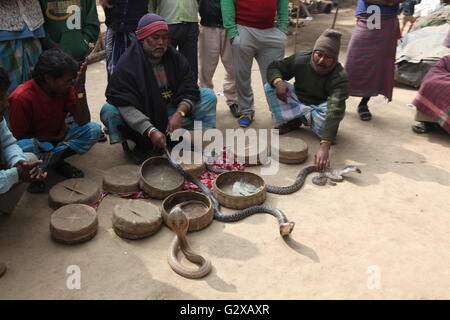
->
[341,165,362,175]
[280,221,295,237]
[167,206,189,233]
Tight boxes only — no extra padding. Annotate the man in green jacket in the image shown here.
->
[265,29,348,171]
[39,0,100,63]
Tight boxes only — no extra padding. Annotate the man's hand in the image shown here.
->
[74,61,88,94]
[99,0,113,9]
[148,129,167,149]
[314,142,331,172]
[275,81,289,103]
[167,112,183,135]
[15,160,48,182]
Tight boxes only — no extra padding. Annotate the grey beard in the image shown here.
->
[310,55,336,75]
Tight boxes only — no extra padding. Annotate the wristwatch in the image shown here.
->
[177,110,186,118]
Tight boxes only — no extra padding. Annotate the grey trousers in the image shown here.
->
[231,24,287,116]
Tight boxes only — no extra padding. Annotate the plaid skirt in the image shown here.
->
[0,38,42,94]
[264,82,327,138]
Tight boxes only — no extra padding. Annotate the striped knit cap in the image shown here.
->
[135,13,168,40]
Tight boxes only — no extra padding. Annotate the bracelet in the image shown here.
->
[320,139,332,145]
[272,78,283,86]
[147,126,158,138]
[177,110,186,118]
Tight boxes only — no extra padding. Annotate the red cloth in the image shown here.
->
[8,79,77,139]
[236,0,278,30]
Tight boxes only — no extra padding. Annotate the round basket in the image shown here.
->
[139,156,184,199]
[161,191,213,232]
[103,165,140,194]
[272,136,308,164]
[48,178,101,210]
[171,150,205,178]
[112,199,162,240]
[50,204,98,245]
[213,171,266,209]
[231,139,269,166]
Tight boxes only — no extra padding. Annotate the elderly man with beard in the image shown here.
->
[101,14,217,163]
[264,29,349,171]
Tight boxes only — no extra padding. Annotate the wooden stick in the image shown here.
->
[331,6,339,29]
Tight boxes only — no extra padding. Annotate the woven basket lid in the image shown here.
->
[112,199,162,239]
[50,204,98,244]
[273,136,308,164]
[48,178,101,210]
[231,140,269,166]
[172,150,205,178]
[103,165,140,194]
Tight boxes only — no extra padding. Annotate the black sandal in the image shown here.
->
[52,161,84,179]
[27,181,46,194]
[358,104,372,121]
[412,121,434,134]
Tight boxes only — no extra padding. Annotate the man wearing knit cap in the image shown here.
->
[265,29,349,171]
[101,13,217,163]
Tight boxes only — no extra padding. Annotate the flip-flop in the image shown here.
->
[27,181,46,194]
[412,122,434,134]
[52,161,84,179]
[358,105,372,121]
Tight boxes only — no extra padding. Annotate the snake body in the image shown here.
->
[207,163,361,194]
[166,205,212,279]
[166,149,295,237]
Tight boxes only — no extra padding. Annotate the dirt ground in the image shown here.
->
[1,7,449,300]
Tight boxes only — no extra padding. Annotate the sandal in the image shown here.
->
[412,121,434,134]
[27,181,46,194]
[52,161,84,179]
[358,104,372,121]
[275,117,302,134]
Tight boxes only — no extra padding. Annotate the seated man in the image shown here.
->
[265,29,348,171]
[1,67,46,278]
[101,13,217,163]
[8,49,102,193]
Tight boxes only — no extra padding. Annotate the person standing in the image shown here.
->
[344,0,403,121]
[0,0,45,94]
[100,0,148,78]
[148,0,200,82]
[198,0,238,117]
[221,0,289,127]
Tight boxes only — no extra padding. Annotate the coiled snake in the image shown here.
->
[166,203,212,279]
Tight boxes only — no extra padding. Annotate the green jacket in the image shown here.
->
[39,0,99,61]
[267,50,349,141]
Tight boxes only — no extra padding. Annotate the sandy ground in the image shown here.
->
[1,8,449,300]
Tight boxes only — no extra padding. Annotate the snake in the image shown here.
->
[166,202,212,279]
[206,163,362,194]
[165,149,295,237]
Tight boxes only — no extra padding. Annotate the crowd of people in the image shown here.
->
[0,0,449,276]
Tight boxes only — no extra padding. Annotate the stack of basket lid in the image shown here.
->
[213,171,266,209]
[171,150,205,178]
[103,165,141,194]
[48,178,101,210]
[271,136,308,164]
[50,204,98,244]
[139,156,184,199]
[112,199,162,239]
[161,191,213,232]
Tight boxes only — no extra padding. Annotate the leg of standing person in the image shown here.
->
[254,27,286,85]
[198,26,221,91]
[219,27,238,117]
[231,25,258,126]
[177,23,199,82]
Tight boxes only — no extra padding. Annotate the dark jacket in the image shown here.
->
[104,0,148,33]
[199,0,223,28]
[105,40,200,133]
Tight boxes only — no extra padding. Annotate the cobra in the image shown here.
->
[165,149,295,237]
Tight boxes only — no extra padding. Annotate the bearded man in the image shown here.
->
[264,29,349,171]
[101,13,217,163]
